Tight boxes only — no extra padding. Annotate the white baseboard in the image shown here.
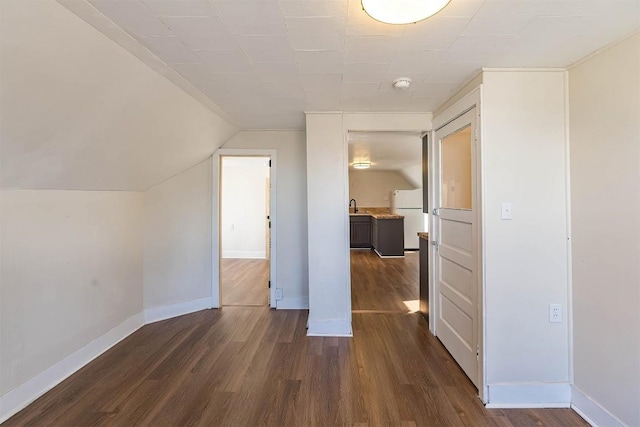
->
[0,312,144,423]
[221,250,266,259]
[307,318,353,337]
[276,296,309,309]
[485,383,571,408]
[144,297,212,324]
[571,386,625,427]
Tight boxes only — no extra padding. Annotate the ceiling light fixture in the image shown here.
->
[361,0,451,25]
[393,77,412,90]
[353,162,371,169]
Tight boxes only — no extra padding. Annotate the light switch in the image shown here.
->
[501,202,512,220]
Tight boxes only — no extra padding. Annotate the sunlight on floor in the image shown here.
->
[403,299,419,313]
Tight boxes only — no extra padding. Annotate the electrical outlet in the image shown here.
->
[549,303,562,323]
[501,202,512,220]
[275,288,283,301]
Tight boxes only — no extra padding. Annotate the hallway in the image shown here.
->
[4,252,587,426]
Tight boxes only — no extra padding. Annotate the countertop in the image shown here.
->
[349,207,404,220]
[418,232,429,240]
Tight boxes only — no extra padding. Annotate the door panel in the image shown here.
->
[434,108,479,388]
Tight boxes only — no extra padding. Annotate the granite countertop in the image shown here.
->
[349,207,404,220]
[418,232,429,240]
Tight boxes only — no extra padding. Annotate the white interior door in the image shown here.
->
[433,108,479,387]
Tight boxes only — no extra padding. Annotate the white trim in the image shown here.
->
[485,383,571,408]
[571,386,625,427]
[0,313,145,423]
[276,296,309,310]
[563,70,574,387]
[221,250,266,259]
[307,319,353,337]
[143,297,212,324]
[433,88,481,130]
[213,149,277,309]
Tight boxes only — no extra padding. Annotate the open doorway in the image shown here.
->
[219,156,271,307]
[347,131,428,315]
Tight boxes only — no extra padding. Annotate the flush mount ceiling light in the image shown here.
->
[353,162,371,169]
[361,0,451,25]
[393,77,412,90]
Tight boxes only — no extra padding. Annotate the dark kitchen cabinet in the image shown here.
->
[419,235,429,321]
[371,217,404,257]
[349,216,371,248]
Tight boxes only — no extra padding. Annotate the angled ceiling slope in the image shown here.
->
[64,0,639,129]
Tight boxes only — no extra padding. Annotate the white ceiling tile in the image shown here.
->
[160,16,238,49]
[143,1,216,17]
[279,1,349,18]
[300,73,343,91]
[424,62,481,83]
[342,62,389,82]
[236,35,295,62]
[212,1,284,22]
[294,50,345,74]
[289,35,345,51]
[436,0,486,18]
[252,62,299,83]
[400,17,470,51]
[440,35,516,63]
[193,50,253,72]
[345,35,399,62]
[286,16,347,38]
[137,36,200,63]
[90,0,172,37]
[389,51,441,74]
[305,90,342,109]
[461,16,535,36]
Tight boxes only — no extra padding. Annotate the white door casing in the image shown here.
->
[433,108,480,388]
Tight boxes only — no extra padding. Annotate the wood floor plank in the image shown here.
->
[3,250,588,426]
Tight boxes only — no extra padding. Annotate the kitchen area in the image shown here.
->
[348,131,430,320]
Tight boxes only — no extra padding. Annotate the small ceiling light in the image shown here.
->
[353,162,371,169]
[393,77,412,90]
[361,0,450,25]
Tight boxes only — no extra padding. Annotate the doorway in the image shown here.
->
[219,155,271,307]
[432,107,481,389]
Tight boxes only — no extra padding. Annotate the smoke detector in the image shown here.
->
[393,77,412,90]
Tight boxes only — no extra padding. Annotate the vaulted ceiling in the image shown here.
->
[66,0,639,129]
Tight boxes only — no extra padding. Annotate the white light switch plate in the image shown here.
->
[501,202,512,220]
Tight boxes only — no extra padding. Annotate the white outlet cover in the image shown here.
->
[549,303,562,323]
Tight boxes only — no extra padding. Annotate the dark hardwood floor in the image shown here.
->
[221,258,269,306]
[4,250,587,426]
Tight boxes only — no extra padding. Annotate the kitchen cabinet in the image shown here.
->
[419,234,429,321]
[349,216,371,248]
[371,217,404,257]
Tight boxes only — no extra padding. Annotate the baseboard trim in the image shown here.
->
[485,383,571,408]
[0,312,144,423]
[276,296,309,310]
[144,297,212,324]
[307,319,353,337]
[571,386,625,427]
[221,250,266,259]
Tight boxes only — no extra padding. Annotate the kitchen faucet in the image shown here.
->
[349,198,358,213]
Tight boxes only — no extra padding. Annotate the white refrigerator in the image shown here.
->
[391,189,428,250]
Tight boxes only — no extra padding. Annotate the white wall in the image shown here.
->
[0,190,143,396]
[143,160,213,311]
[481,71,570,400]
[0,0,236,191]
[222,131,309,308]
[305,112,433,335]
[221,157,269,259]
[569,34,640,427]
[349,170,414,208]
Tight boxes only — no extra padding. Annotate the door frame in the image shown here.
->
[211,149,277,309]
[430,87,486,402]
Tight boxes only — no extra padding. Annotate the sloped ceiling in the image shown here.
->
[65,0,640,129]
[0,0,237,191]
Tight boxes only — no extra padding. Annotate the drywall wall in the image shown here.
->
[0,190,143,396]
[481,71,570,399]
[569,34,640,427]
[221,157,269,259]
[222,131,309,308]
[143,160,213,310]
[0,0,236,191]
[306,113,432,335]
[349,170,414,208]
